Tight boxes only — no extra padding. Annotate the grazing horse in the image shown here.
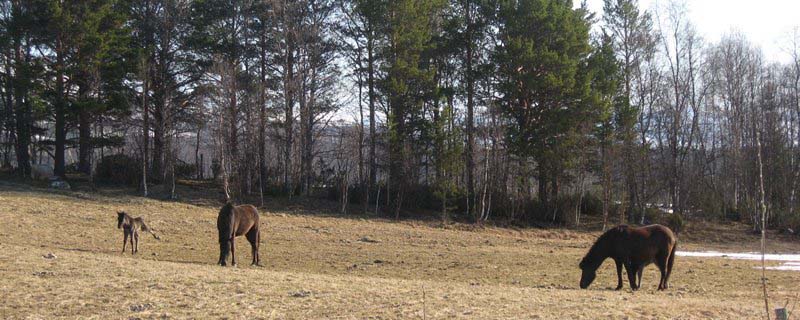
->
[117,211,160,254]
[217,203,261,266]
[579,224,677,291]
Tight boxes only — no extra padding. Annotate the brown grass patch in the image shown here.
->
[0,184,798,319]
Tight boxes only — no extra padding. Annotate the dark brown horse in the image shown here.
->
[217,203,261,266]
[579,224,677,291]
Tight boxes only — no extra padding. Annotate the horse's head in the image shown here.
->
[117,211,126,229]
[579,268,597,289]
[579,256,597,289]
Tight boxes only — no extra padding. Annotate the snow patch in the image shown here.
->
[676,251,800,261]
[676,251,800,271]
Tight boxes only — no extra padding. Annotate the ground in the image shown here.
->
[0,182,798,319]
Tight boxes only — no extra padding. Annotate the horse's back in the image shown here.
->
[641,224,676,243]
[635,224,677,255]
[234,205,259,221]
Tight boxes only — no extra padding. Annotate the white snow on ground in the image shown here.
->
[676,251,800,271]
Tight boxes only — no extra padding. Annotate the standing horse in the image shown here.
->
[117,211,160,254]
[217,203,261,266]
[579,224,677,291]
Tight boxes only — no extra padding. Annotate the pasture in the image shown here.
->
[0,183,798,319]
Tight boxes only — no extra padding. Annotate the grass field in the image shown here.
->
[0,182,798,319]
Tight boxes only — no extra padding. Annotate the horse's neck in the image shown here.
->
[588,239,612,268]
[589,250,608,268]
[123,215,134,228]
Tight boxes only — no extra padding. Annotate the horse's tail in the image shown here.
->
[666,240,677,281]
[141,221,161,240]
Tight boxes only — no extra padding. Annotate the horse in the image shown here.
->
[579,224,677,291]
[217,202,261,267]
[117,211,160,254]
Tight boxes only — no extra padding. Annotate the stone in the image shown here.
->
[49,178,71,190]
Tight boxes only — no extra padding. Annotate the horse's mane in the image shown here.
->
[220,202,234,215]
[117,211,130,228]
[217,202,235,239]
[580,225,628,269]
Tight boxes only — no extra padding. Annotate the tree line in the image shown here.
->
[1,0,798,231]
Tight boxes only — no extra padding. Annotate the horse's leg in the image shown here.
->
[129,232,135,254]
[636,266,644,289]
[246,228,259,266]
[122,232,128,254]
[134,232,139,253]
[230,236,236,267]
[664,244,676,289]
[614,259,624,290]
[656,257,668,290]
[218,240,228,266]
[256,229,261,266]
[625,263,638,291]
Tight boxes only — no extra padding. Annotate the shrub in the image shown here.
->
[667,213,684,234]
[174,161,197,179]
[211,159,221,180]
[96,154,141,186]
[65,162,81,174]
[580,193,603,216]
[643,207,662,225]
[725,206,741,222]
[523,199,550,224]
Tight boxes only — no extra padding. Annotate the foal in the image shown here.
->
[117,211,161,254]
[579,224,677,291]
[217,202,261,266]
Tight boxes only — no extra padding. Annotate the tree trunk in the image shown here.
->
[13,54,31,177]
[538,165,549,204]
[53,36,66,178]
[152,99,164,182]
[77,106,91,175]
[12,41,32,177]
[227,58,239,196]
[258,34,268,206]
[601,143,611,230]
[3,60,14,167]
[195,127,201,179]
[299,72,312,195]
[284,34,295,195]
[464,0,476,222]
[368,39,377,200]
[357,63,367,213]
[142,59,150,196]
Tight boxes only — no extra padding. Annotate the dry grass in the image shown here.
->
[0,183,798,319]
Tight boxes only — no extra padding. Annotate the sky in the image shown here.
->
[577,0,800,63]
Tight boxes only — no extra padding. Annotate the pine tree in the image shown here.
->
[383,0,445,218]
[602,0,655,219]
[494,0,593,209]
[588,32,622,229]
